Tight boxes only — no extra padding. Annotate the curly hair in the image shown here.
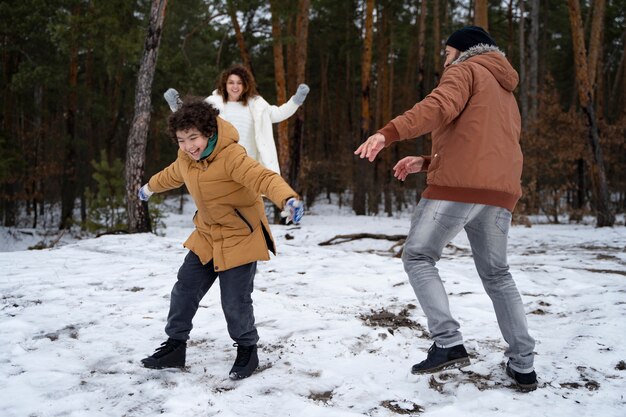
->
[167,98,220,143]
[216,64,259,105]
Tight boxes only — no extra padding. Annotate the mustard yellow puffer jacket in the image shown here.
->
[148,117,297,271]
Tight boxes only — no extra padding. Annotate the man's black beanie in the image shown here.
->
[445,26,497,52]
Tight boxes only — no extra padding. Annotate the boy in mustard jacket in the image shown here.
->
[138,99,303,380]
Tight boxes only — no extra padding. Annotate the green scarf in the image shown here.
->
[199,133,218,160]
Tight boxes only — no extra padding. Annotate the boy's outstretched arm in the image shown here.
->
[225,145,303,219]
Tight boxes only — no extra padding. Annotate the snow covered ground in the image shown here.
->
[1,197,625,417]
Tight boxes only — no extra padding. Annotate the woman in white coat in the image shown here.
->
[165,64,309,175]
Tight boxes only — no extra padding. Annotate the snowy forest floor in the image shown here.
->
[1,197,625,417]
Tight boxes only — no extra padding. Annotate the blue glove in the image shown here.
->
[292,84,309,106]
[164,88,182,112]
[138,184,153,201]
[281,198,304,225]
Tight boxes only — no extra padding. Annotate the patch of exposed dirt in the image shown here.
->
[308,390,333,404]
[380,400,424,414]
[359,308,427,335]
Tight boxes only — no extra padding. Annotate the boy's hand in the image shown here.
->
[138,184,153,201]
[281,198,304,225]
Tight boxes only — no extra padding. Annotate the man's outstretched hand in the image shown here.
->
[354,133,385,162]
[393,156,425,181]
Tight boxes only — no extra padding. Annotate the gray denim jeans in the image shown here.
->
[402,198,535,373]
[165,251,259,346]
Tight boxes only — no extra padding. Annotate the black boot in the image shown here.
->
[506,362,538,392]
[411,342,470,374]
[141,338,186,369]
[229,343,258,380]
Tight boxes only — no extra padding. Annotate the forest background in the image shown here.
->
[1,0,625,235]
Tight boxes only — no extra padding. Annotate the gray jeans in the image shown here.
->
[165,251,259,346]
[402,198,535,373]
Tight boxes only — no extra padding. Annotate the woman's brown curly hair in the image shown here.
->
[216,64,259,105]
[167,97,220,143]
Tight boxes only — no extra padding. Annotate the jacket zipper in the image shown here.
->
[234,209,253,232]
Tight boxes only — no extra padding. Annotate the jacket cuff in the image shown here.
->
[378,123,400,146]
[421,156,432,172]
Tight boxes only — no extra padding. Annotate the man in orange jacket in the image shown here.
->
[355,26,537,391]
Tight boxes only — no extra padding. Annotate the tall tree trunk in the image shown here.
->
[31,85,43,228]
[609,31,626,118]
[107,65,124,159]
[528,0,539,122]
[353,0,374,216]
[227,0,254,76]
[381,4,393,217]
[416,0,427,98]
[270,0,289,179]
[81,47,93,229]
[623,32,626,120]
[126,0,168,233]
[567,0,614,227]
[371,2,389,215]
[587,0,605,103]
[2,51,16,226]
[519,0,528,128]
[433,0,441,82]
[474,0,488,30]
[60,5,80,230]
[290,0,310,190]
[286,15,297,98]
[506,0,514,57]
[402,7,418,110]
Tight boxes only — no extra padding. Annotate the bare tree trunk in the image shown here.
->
[623,33,626,120]
[595,43,605,119]
[81,46,93,228]
[270,0,289,179]
[433,0,441,81]
[60,5,80,230]
[528,0,539,122]
[519,0,528,128]
[107,65,123,159]
[125,0,168,234]
[474,0,488,30]
[374,2,385,131]
[609,30,626,117]
[382,6,393,217]
[2,50,16,226]
[290,0,310,190]
[506,0,514,57]
[402,3,418,110]
[416,0,427,98]
[227,0,254,76]
[567,0,614,227]
[353,0,374,216]
[286,16,297,98]
[371,2,390,215]
[587,0,606,101]
[32,85,43,228]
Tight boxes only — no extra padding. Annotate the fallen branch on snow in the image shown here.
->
[318,233,407,246]
[318,233,407,258]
